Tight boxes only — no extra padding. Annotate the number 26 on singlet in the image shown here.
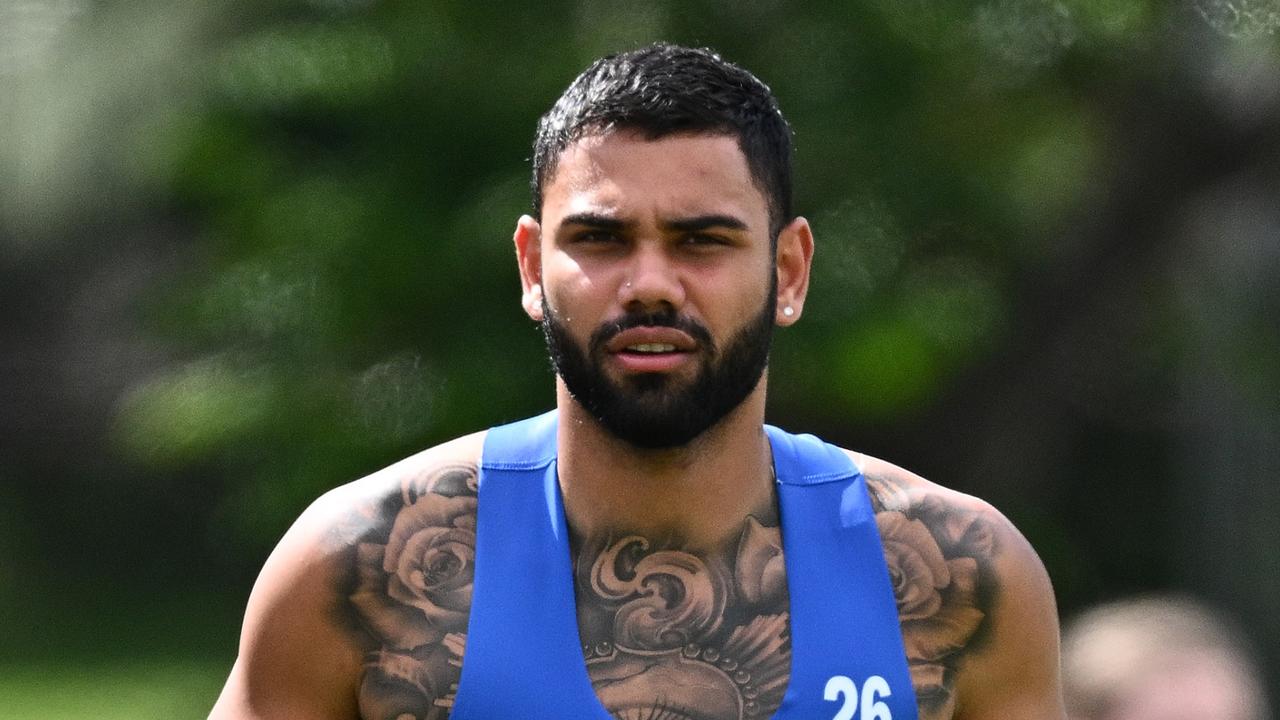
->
[824,674,893,720]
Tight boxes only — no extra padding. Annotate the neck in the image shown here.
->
[555,378,776,552]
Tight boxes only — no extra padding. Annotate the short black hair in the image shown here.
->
[532,43,794,238]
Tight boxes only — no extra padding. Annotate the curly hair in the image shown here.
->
[531,43,793,238]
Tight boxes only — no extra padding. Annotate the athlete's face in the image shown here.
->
[515,132,810,448]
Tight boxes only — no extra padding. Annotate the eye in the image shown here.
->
[574,230,623,245]
[683,233,731,248]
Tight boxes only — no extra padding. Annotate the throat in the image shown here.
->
[556,408,778,552]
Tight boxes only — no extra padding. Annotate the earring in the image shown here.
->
[782,306,795,317]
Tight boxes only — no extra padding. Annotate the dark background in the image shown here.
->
[2,1,1277,716]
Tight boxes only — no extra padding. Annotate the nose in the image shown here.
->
[618,242,685,313]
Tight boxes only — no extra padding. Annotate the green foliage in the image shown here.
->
[62,0,1257,554]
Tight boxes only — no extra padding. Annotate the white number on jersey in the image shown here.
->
[824,674,893,720]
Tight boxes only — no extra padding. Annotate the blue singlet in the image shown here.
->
[450,411,918,720]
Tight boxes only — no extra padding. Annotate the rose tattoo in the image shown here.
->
[867,475,994,718]
[349,465,478,720]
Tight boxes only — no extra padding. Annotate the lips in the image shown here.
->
[605,327,697,354]
[604,326,697,373]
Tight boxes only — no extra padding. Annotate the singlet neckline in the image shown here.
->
[458,413,916,720]
[540,426,839,720]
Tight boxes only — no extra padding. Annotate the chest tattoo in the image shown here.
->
[572,517,792,719]
[342,464,997,720]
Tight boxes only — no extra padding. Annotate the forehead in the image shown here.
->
[541,132,769,227]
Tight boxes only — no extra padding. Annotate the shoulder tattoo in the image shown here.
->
[345,463,478,720]
[865,473,997,719]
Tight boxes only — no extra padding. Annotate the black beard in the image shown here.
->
[541,288,775,449]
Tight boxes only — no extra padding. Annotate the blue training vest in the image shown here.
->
[451,411,918,720]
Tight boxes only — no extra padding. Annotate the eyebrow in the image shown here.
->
[663,214,749,233]
[559,212,628,231]
[559,212,749,232]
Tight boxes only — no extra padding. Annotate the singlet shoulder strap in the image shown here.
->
[765,424,860,486]
[480,410,558,472]
[455,409,611,719]
[765,423,918,720]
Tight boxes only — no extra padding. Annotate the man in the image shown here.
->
[210,43,1064,720]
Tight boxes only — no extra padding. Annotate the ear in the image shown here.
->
[514,214,544,321]
[774,216,814,326]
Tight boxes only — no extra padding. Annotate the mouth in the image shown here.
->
[624,342,678,354]
[612,346,692,374]
[606,328,698,373]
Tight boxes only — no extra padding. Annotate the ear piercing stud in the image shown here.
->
[782,306,795,317]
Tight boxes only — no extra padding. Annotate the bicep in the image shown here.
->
[953,522,1066,720]
[208,499,364,719]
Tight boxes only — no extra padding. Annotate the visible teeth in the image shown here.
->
[628,343,677,353]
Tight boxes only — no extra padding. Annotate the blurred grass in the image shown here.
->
[0,586,241,720]
[0,659,227,720]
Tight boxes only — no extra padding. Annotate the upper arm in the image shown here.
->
[209,490,364,720]
[856,454,1065,720]
[208,431,487,720]
[951,513,1065,720]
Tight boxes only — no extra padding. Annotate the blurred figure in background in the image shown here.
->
[1062,595,1270,720]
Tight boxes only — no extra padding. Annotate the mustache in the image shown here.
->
[588,309,715,354]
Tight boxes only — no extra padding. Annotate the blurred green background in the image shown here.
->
[2,0,1278,717]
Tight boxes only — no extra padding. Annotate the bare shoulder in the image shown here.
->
[850,452,1065,720]
[209,431,485,720]
[340,430,487,527]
